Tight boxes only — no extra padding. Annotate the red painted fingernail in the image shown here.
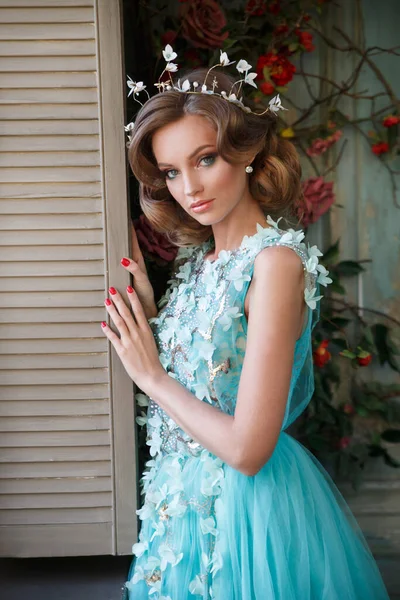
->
[121,258,130,267]
[109,287,117,295]
[101,321,107,328]
[127,285,134,293]
[105,298,112,306]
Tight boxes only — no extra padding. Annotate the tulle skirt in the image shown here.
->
[124,432,389,599]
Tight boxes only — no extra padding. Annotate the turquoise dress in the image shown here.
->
[123,217,389,600]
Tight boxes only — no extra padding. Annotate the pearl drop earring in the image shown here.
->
[245,165,253,174]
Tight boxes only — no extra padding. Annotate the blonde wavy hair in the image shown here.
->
[128,67,302,247]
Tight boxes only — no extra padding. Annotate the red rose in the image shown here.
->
[245,0,266,16]
[343,404,355,416]
[260,81,275,95]
[338,437,351,450]
[180,0,229,49]
[267,1,281,15]
[256,52,296,87]
[383,115,400,127]
[273,24,289,37]
[295,30,315,52]
[357,353,372,367]
[133,215,178,263]
[298,176,335,227]
[313,340,331,368]
[184,47,203,67]
[161,30,178,46]
[371,141,389,155]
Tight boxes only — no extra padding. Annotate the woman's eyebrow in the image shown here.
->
[157,144,215,168]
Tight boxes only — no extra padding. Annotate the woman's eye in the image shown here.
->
[165,169,178,180]
[200,154,216,167]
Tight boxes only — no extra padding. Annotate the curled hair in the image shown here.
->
[128,67,302,247]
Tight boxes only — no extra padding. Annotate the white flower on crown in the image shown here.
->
[124,121,134,132]
[127,76,146,97]
[268,94,288,113]
[236,59,252,73]
[244,72,258,88]
[165,62,178,72]
[220,51,235,67]
[162,44,177,62]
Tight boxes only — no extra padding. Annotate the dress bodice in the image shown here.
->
[143,216,331,460]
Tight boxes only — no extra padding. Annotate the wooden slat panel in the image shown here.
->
[0,182,102,197]
[0,383,109,399]
[1,430,110,447]
[0,523,112,558]
[0,198,102,215]
[1,230,103,244]
[0,0,93,6]
[1,276,104,292]
[0,492,112,510]
[0,507,111,525]
[1,415,110,432]
[0,167,100,184]
[0,213,102,230]
[0,290,104,307]
[1,307,105,324]
[0,7,94,23]
[0,323,104,339]
[0,72,97,88]
[0,399,109,416]
[2,367,108,384]
[3,339,107,354]
[0,445,110,462]
[0,56,96,72]
[0,23,95,41]
[2,104,99,120]
[0,151,100,167]
[0,353,107,369]
[0,39,96,57]
[0,246,103,262]
[0,478,112,495]
[0,135,98,151]
[0,261,104,277]
[0,461,111,477]
[0,120,99,135]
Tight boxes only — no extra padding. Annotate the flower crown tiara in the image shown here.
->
[125,45,287,144]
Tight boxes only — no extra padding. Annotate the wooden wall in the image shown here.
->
[0,0,137,557]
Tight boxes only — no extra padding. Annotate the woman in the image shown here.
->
[101,60,389,599]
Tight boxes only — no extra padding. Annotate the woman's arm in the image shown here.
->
[149,246,305,476]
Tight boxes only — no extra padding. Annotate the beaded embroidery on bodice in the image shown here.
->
[145,219,325,459]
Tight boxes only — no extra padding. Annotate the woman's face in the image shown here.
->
[152,114,251,225]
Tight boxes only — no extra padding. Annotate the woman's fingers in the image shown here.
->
[101,321,123,352]
[104,288,132,338]
[126,285,148,329]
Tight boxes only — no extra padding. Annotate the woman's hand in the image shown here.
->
[101,285,165,394]
[120,222,157,319]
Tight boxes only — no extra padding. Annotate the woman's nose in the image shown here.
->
[183,171,204,197]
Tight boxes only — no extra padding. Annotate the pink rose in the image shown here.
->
[306,130,343,157]
[133,215,178,263]
[297,176,335,227]
[180,0,229,49]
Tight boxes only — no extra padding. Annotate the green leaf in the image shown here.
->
[322,240,340,265]
[340,349,357,359]
[329,279,346,295]
[335,261,366,276]
[288,43,299,52]
[356,407,369,417]
[381,429,400,443]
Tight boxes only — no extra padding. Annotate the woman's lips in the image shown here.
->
[191,199,215,213]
